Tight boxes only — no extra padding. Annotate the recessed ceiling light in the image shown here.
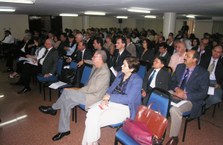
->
[0,8,15,12]
[144,15,156,19]
[59,13,78,17]
[84,11,106,16]
[127,7,150,13]
[116,16,128,19]
[186,15,196,18]
[0,0,35,4]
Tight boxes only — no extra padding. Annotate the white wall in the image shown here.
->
[194,20,213,39]
[212,21,223,34]
[0,14,29,40]
[136,19,163,33]
[62,16,83,31]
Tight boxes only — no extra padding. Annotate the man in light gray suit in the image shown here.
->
[39,50,110,141]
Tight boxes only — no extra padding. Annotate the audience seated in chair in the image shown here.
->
[16,38,58,94]
[82,57,142,145]
[166,50,209,145]
[110,37,131,83]
[142,56,171,105]
[168,39,187,72]
[199,45,223,109]
[38,50,110,141]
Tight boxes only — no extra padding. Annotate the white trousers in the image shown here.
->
[82,102,130,145]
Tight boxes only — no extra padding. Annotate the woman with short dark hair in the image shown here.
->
[82,57,142,145]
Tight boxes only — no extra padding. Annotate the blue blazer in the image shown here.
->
[170,63,209,118]
[107,72,143,119]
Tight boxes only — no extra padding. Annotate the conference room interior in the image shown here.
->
[1,0,223,145]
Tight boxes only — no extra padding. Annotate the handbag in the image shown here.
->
[122,118,153,145]
[135,104,168,139]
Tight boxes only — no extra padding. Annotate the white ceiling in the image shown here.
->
[1,0,223,19]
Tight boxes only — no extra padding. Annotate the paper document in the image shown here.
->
[171,100,188,107]
[49,81,67,89]
[208,87,215,95]
[110,67,118,77]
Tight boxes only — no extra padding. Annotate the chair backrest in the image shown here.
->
[147,87,171,117]
[80,65,92,85]
[137,65,146,78]
[70,61,77,69]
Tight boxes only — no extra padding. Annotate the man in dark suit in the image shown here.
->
[112,37,131,72]
[156,42,171,64]
[199,45,223,109]
[111,37,131,83]
[166,50,209,145]
[142,56,171,105]
[72,41,92,87]
[17,38,58,94]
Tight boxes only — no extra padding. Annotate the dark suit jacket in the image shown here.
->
[42,48,59,75]
[140,49,155,63]
[112,49,131,71]
[143,68,171,91]
[199,56,223,89]
[155,52,171,65]
[142,68,171,105]
[170,63,209,118]
[74,48,92,63]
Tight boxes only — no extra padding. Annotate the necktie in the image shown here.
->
[208,60,215,74]
[38,49,48,63]
[116,53,120,63]
[180,68,189,90]
[147,70,156,88]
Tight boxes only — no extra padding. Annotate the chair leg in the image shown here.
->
[39,82,42,94]
[75,106,77,123]
[212,104,217,118]
[49,88,52,101]
[114,137,118,145]
[43,83,46,101]
[197,117,201,130]
[182,118,188,142]
[72,107,74,121]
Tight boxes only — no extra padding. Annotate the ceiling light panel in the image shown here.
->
[116,16,128,19]
[0,7,15,12]
[0,0,35,4]
[144,15,156,18]
[84,11,106,16]
[59,13,78,17]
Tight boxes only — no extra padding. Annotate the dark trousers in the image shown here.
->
[20,63,37,89]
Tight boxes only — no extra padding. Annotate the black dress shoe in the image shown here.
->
[17,87,31,94]
[39,106,57,115]
[52,131,70,141]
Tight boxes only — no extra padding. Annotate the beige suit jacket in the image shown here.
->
[79,63,110,109]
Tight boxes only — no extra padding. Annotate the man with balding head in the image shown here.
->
[168,40,187,72]
[166,50,209,145]
[17,38,58,94]
[39,50,110,141]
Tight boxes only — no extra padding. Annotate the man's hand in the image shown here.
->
[66,57,72,63]
[174,87,187,99]
[215,84,221,89]
[44,73,52,78]
[77,60,84,67]
[141,89,147,97]
[103,94,110,101]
